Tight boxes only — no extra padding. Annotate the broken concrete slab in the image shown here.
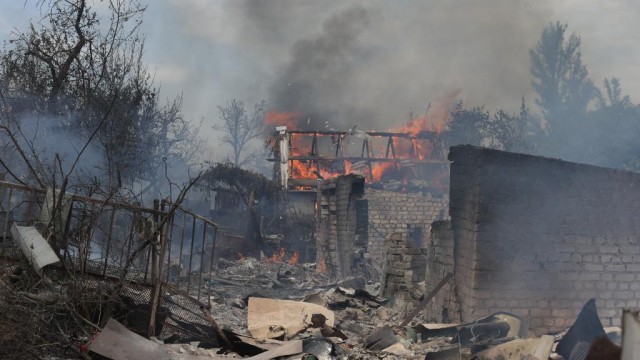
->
[336,276,367,290]
[335,286,387,304]
[10,223,59,274]
[234,335,286,351]
[302,292,327,307]
[424,344,462,360]
[247,297,335,339]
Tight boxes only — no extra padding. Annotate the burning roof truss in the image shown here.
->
[272,127,449,190]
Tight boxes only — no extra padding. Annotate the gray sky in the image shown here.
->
[1,0,639,157]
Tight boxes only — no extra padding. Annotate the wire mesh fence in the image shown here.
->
[0,179,221,341]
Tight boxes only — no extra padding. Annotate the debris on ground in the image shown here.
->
[4,243,640,360]
[0,191,638,360]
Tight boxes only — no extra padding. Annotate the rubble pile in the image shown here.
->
[138,257,626,360]
[0,179,634,360]
[0,243,636,360]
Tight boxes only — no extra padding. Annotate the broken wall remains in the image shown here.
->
[316,175,365,278]
[448,145,640,335]
[315,175,449,279]
[380,232,429,313]
[424,220,457,323]
[365,189,448,265]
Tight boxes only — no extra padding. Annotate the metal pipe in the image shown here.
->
[165,212,175,283]
[0,180,166,215]
[187,216,196,294]
[177,210,187,288]
[197,222,206,301]
[209,226,217,275]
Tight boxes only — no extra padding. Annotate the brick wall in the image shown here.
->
[365,189,448,265]
[316,175,364,278]
[448,145,640,334]
[381,232,428,312]
[424,220,457,323]
[315,176,449,280]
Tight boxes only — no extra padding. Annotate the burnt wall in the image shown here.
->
[365,189,448,265]
[316,175,365,278]
[449,145,640,334]
[424,220,457,323]
[381,232,428,313]
[315,176,449,280]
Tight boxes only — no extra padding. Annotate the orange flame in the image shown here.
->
[288,133,350,181]
[317,258,327,273]
[367,91,459,181]
[265,111,303,128]
[267,248,286,262]
[265,248,299,264]
[267,91,459,187]
[288,251,299,265]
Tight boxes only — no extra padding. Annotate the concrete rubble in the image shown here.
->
[1,240,637,360]
[77,256,633,360]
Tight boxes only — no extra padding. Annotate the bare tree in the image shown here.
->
[0,0,200,195]
[214,99,266,168]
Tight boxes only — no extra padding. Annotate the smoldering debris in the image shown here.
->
[1,223,638,360]
[0,179,637,360]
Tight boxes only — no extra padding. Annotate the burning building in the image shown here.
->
[268,117,451,291]
[274,135,640,335]
[271,126,449,192]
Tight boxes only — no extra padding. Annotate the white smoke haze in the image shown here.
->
[3,0,640,153]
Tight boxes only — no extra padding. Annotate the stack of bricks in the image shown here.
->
[382,232,428,311]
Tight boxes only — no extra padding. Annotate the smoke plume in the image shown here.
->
[217,0,554,130]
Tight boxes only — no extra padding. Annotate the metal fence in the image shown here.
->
[0,179,220,337]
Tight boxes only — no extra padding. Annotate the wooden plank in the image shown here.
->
[399,272,453,326]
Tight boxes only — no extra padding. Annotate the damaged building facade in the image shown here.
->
[314,174,448,281]
[307,143,640,335]
[275,123,640,336]
[425,145,640,335]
